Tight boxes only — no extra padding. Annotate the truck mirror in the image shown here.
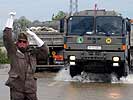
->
[125,18,131,32]
[126,22,131,32]
[60,19,64,33]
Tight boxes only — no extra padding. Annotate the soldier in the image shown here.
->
[3,12,48,100]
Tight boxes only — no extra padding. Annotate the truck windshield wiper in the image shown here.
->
[97,32,106,35]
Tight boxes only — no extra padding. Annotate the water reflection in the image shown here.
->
[108,92,122,99]
[1,65,133,100]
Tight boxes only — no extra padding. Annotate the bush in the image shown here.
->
[0,48,9,64]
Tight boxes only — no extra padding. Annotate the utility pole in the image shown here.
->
[69,0,78,16]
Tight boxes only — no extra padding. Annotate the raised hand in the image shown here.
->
[26,28,36,37]
[9,12,16,19]
[5,11,16,29]
[26,28,44,47]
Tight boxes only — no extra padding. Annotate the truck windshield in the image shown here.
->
[96,16,122,35]
[67,16,94,35]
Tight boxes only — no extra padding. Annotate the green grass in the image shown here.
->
[0,48,9,64]
[0,30,3,46]
[0,40,3,46]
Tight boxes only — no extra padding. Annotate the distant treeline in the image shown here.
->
[13,11,66,33]
[0,11,67,45]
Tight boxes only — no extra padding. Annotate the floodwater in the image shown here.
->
[1,64,133,100]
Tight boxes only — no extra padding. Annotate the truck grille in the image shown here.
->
[81,51,105,60]
[83,61,110,73]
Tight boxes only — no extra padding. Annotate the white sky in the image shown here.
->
[0,0,133,29]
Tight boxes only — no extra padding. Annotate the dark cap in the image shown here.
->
[18,32,28,41]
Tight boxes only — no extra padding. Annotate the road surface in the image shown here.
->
[0,64,133,100]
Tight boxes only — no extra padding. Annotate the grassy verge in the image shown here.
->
[0,47,9,64]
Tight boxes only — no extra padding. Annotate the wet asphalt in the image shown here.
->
[1,64,133,100]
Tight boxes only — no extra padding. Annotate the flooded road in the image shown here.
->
[1,65,133,100]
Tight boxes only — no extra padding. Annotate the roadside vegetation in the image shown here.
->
[0,31,9,64]
[0,48,9,64]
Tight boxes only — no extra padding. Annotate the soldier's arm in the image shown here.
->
[3,12,17,54]
[26,29,48,59]
[36,43,48,60]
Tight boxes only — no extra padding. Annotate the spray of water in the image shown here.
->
[117,74,133,84]
[54,66,133,84]
[54,67,72,81]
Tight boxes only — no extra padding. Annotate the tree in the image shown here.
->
[13,16,31,40]
[13,16,31,32]
[52,11,66,21]
[0,48,9,64]
[32,20,42,27]
[18,16,31,30]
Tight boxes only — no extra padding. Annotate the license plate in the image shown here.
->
[87,46,101,50]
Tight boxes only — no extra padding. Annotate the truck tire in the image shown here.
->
[70,65,82,77]
[116,62,129,79]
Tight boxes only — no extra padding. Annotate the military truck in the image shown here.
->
[130,20,133,68]
[61,10,132,78]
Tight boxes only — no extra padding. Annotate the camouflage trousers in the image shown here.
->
[10,88,38,100]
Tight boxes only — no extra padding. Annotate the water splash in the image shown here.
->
[54,67,72,81]
[118,74,133,84]
[54,67,133,84]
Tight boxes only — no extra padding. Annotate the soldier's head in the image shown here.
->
[16,32,29,53]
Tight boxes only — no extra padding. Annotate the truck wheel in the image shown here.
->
[116,62,129,80]
[70,65,82,77]
[115,73,122,80]
[70,65,77,77]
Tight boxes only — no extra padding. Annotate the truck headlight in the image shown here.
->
[112,56,120,62]
[70,61,76,65]
[113,63,119,66]
[70,56,76,60]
